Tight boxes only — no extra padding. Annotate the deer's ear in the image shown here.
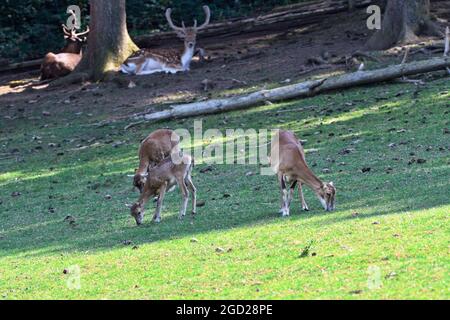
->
[329,181,334,187]
[176,31,186,38]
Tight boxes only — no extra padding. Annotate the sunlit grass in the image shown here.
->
[0,77,449,299]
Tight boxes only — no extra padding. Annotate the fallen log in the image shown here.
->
[136,56,450,122]
[135,0,373,47]
[0,59,42,73]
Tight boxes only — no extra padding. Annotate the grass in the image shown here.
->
[0,76,449,299]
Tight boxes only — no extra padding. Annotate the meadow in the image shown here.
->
[0,77,449,299]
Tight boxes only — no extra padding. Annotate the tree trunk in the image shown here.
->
[77,0,138,80]
[366,0,443,50]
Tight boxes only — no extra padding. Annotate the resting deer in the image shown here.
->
[40,11,89,80]
[270,130,336,216]
[130,153,196,225]
[120,6,210,75]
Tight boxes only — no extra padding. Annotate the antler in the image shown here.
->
[165,8,185,32]
[195,6,211,31]
[165,6,211,32]
[62,10,77,31]
[61,10,89,40]
[74,26,89,37]
[62,24,72,36]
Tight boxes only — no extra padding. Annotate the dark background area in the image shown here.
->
[0,0,306,63]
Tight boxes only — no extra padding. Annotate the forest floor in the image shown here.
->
[1,3,449,121]
[0,5,449,299]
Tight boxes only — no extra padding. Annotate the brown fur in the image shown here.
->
[40,52,83,80]
[130,154,196,225]
[270,130,336,214]
[133,129,180,193]
[40,24,89,80]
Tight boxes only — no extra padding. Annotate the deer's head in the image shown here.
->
[317,182,336,211]
[130,202,145,225]
[165,6,211,51]
[61,10,89,54]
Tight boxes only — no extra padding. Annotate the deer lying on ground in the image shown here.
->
[130,153,196,225]
[133,129,180,193]
[270,130,336,216]
[40,11,89,80]
[120,6,210,75]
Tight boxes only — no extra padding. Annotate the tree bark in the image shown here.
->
[77,0,138,80]
[366,0,443,50]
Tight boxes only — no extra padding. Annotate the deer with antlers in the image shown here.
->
[40,11,89,80]
[120,6,210,75]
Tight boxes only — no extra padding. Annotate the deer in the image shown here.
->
[120,6,210,75]
[40,11,89,80]
[270,130,336,216]
[133,129,181,194]
[130,153,196,225]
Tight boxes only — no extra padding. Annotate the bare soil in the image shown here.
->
[0,5,448,123]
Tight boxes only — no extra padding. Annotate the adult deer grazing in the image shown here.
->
[133,129,180,193]
[40,11,89,80]
[270,130,336,216]
[120,6,210,75]
[130,153,196,225]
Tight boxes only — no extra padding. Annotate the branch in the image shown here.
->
[444,27,449,57]
[444,27,450,75]
[133,57,450,123]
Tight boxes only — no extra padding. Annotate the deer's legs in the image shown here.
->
[153,182,167,223]
[177,177,189,219]
[278,173,285,213]
[278,173,290,216]
[185,175,197,216]
[289,180,297,209]
[298,182,309,211]
[195,48,206,62]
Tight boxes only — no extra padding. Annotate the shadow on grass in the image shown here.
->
[1,77,449,258]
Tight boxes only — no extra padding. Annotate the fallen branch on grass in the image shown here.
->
[135,56,450,122]
[444,27,450,75]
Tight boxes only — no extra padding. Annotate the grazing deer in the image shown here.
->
[120,6,210,75]
[270,130,336,216]
[40,11,89,80]
[130,153,196,225]
[133,129,181,193]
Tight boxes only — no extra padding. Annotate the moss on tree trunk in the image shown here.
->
[77,0,138,81]
[366,0,443,50]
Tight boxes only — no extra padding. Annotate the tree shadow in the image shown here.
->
[1,76,449,259]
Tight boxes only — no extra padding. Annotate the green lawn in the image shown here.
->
[0,77,449,299]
